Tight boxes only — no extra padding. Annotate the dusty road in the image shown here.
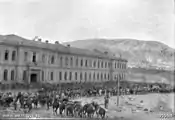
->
[0,93,174,120]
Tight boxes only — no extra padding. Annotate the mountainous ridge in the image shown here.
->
[63,38,175,69]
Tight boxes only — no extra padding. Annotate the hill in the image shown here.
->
[63,39,175,69]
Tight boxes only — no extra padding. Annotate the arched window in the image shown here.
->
[81,59,83,67]
[75,72,77,80]
[42,71,44,81]
[93,73,96,80]
[84,72,87,81]
[51,56,54,64]
[12,51,16,61]
[42,54,45,63]
[89,73,91,80]
[11,70,15,80]
[4,50,9,60]
[64,72,67,80]
[23,70,27,81]
[59,72,62,80]
[65,57,68,66]
[3,69,8,81]
[93,61,96,68]
[85,60,88,67]
[69,72,72,80]
[70,57,73,66]
[50,72,54,80]
[4,69,8,81]
[60,57,63,66]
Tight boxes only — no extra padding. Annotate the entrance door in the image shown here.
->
[30,74,37,83]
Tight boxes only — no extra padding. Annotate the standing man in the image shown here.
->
[104,92,109,109]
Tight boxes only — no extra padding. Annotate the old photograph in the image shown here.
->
[0,0,174,119]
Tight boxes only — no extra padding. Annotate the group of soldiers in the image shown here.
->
[0,83,174,118]
[0,89,108,118]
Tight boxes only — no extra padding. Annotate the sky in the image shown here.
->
[0,0,174,48]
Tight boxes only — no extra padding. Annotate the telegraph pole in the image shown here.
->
[117,75,120,106]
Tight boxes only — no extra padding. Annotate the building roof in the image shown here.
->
[0,34,127,62]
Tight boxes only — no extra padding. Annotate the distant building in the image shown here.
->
[0,35,128,84]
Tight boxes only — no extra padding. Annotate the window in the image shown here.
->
[93,73,96,80]
[50,72,54,80]
[59,72,62,80]
[12,51,16,61]
[97,73,99,80]
[84,72,87,81]
[104,73,106,80]
[11,70,15,81]
[70,57,73,66]
[60,57,63,66]
[24,52,28,61]
[51,56,54,64]
[64,72,67,80]
[42,71,44,81]
[65,57,68,66]
[75,72,77,80]
[80,73,82,81]
[76,58,78,66]
[94,61,96,68]
[81,59,83,67]
[69,72,72,80]
[42,54,45,63]
[115,62,117,68]
[23,70,27,81]
[4,69,8,81]
[85,60,88,67]
[108,74,110,80]
[89,73,91,80]
[32,52,36,62]
[4,50,9,61]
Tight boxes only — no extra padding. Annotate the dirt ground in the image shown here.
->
[0,93,174,120]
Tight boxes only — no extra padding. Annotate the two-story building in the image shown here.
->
[0,34,128,85]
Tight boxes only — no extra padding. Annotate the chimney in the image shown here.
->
[67,44,70,47]
[55,41,59,44]
[38,38,42,42]
[45,40,49,43]
[33,36,39,41]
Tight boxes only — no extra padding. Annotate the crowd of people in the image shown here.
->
[0,82,174,118]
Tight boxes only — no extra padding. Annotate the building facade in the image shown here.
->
[0,35,128,84]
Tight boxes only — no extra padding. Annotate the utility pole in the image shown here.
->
[117,75,120,106]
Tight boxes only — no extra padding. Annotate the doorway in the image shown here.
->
[30,74,37,83]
